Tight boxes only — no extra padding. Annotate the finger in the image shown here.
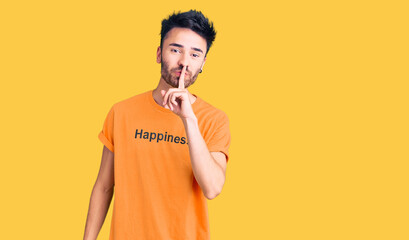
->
[163,90,171,106]
[167,92,173,109]
[163,89,178,106]
[163,89,183,107]
[168,93,175,111]
[171,95,178,106]
[178,65,187,89]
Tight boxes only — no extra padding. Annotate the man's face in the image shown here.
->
[157,27,207,88]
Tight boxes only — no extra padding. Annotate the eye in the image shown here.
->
[192,53,201,58]
[171,48,180,53]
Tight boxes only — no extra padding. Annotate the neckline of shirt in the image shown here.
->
[147,89,201,114]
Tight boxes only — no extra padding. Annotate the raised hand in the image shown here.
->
[160,65,196,119]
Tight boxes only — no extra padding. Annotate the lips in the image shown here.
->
[175,71,189,76]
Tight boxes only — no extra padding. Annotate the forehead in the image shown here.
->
[163,27,207,51]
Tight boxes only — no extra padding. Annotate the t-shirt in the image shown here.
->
[98,89,231,240]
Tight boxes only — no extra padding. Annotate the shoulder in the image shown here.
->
[195,95,229,123]
[111,90,151,112]
[194,96,231,143]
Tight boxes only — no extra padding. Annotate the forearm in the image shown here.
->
[182,116,225,199]
[83,183,114,240]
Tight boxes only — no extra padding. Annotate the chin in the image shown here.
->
[162,78,175,88]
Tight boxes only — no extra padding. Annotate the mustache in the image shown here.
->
[172,67,191,75]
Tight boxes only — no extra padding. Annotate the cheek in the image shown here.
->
[190,61,201,70]
[193,64,202,73]
[164,53,178,62]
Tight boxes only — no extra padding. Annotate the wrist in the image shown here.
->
[182,116,198,124]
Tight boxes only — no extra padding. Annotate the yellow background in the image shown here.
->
[1,0,408,239]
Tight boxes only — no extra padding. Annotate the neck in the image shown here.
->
[152,78,197,108]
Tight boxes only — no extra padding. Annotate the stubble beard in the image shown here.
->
[160,57,201,88]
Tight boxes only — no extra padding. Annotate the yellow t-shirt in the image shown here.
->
[98,89,231,240]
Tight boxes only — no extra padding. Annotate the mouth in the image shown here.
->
[174,70,189,77]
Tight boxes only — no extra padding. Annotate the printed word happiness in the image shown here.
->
[134,129,188,145]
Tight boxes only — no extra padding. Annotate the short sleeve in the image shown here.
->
[207,112,231,163]
[98,105,115,153]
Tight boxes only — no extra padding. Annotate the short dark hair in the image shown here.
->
[160,10,217,56]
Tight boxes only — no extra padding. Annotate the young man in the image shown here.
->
[83,10,231,240]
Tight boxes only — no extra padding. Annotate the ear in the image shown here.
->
[156,46,161,63]
[201,57,206,70]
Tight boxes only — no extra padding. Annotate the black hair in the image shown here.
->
[160,10,217,56]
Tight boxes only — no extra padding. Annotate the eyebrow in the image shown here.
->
[169,43,204,54]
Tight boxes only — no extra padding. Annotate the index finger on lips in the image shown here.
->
[178,65,186,89]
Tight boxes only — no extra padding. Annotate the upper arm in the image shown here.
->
[210,151,227,177]
[207,111,231,164]
[95,145,115,192]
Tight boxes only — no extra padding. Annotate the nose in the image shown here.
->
[177,52,189,70]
